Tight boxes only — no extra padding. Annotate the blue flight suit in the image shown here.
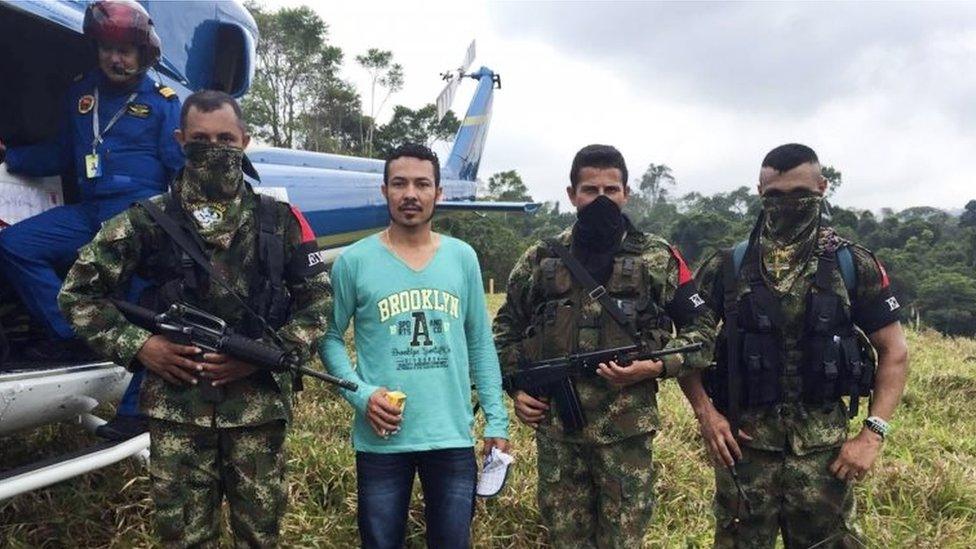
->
[0,69,183,415]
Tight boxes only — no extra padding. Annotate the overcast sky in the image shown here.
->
[267,1,976,212]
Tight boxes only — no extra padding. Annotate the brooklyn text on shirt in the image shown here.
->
[377,288,461,323]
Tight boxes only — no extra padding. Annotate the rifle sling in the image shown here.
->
[545,239,641,346]
[139,197,285,349]
[722,247,742,435]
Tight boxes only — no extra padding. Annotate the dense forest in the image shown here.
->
[439,168,976,337]
[244,3,976,337]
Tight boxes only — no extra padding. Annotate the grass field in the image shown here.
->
[2,294,975,547]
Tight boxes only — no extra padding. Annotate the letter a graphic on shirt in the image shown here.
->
[411,312,433,347]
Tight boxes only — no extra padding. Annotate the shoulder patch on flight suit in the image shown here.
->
[157,86,177,100]
[73,73,84,82]
[78,95,95,114]
[127,103,152,118]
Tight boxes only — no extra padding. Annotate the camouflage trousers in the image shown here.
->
[713,444,864,549]
[149,419,288,548]
[536,433,655,549]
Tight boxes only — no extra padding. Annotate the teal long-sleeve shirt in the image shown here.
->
[319,233,509,453]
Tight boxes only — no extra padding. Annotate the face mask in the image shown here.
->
[182,141,244,201]
[760,190,822,245]
[572,195,626,285]
[575,195,625,250]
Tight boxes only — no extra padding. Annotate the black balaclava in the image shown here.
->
[573,195,626,284]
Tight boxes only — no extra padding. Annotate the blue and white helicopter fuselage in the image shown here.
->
[0,0,522,500]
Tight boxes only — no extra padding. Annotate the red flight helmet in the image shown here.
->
[83,0,161,71]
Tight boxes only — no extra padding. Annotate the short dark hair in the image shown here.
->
[570,144,628,188]
[384,143,441,187]
[180,89,246,132]
[761,143,819,173]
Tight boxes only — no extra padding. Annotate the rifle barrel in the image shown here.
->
[296,365,358,391]
[642,342,704,359]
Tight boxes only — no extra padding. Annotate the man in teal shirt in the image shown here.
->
[320,143,510,548]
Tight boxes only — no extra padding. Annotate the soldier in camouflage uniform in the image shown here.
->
[58,91,331,548]
[679,144,909,548]
[493,145,716,548]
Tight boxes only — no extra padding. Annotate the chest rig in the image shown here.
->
[522,235,670,364]
[138,192,291,339]
[707,239,875,419]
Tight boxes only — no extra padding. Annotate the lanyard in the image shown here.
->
[91,87,139,151]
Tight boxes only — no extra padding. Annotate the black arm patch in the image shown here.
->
[287,240,328,279]
[853,286,901,334]
[666,280,707,329]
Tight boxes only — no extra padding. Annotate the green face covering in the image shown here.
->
[179,142,247,249]
[761,190,823,245]
[182,141,245,200]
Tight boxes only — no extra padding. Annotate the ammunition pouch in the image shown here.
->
[738,288,782,408]
[801,254,876,417]
[707,244,877,418]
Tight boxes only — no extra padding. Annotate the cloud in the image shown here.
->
[490,2,976,116]
[483,2,976,211]
[290,0,976,212]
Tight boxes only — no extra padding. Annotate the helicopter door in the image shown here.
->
[0,3,93,222]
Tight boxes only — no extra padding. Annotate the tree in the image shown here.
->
[242,4,352,149]
[300,78,365,154]
[435,212,526,289]
[638,163,676,206]
[357,49,404,157]
[959,200,976,228]
[822,165,842,198]
[917,272,976,336]
[371,104,459,159]
[670,211,738,264]
[959,200,976,267]
[486,170,531,202]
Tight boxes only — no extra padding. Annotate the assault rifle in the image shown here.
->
[503,342,704,433]
[112,300,358,393]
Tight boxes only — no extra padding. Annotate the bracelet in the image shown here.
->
[863,416,890,440]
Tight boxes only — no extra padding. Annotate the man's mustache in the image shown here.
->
[110,64,139,76]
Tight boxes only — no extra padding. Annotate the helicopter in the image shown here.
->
[0,0,529,500]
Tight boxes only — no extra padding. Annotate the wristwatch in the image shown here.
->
[863,416,890,440]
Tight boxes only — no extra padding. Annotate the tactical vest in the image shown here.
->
[138,193,291,338]
[522,242,672,363]
[706,241,876,418]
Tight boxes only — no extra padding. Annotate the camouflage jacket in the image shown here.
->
[58,184,331,428]
[696,226,901,455]
[494,223,717,444]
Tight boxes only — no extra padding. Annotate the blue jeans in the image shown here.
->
[356,447,477,549]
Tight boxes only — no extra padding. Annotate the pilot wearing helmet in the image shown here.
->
[0,0,183,439]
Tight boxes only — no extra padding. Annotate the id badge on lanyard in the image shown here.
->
[85,151,102,178]
[88,87,138,180]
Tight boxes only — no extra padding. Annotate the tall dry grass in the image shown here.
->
[2,295,975,547]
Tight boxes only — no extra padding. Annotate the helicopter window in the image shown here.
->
[0,5,93,147]
[212,24,247,97]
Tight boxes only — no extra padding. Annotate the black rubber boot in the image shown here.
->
[95,415,148,441]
